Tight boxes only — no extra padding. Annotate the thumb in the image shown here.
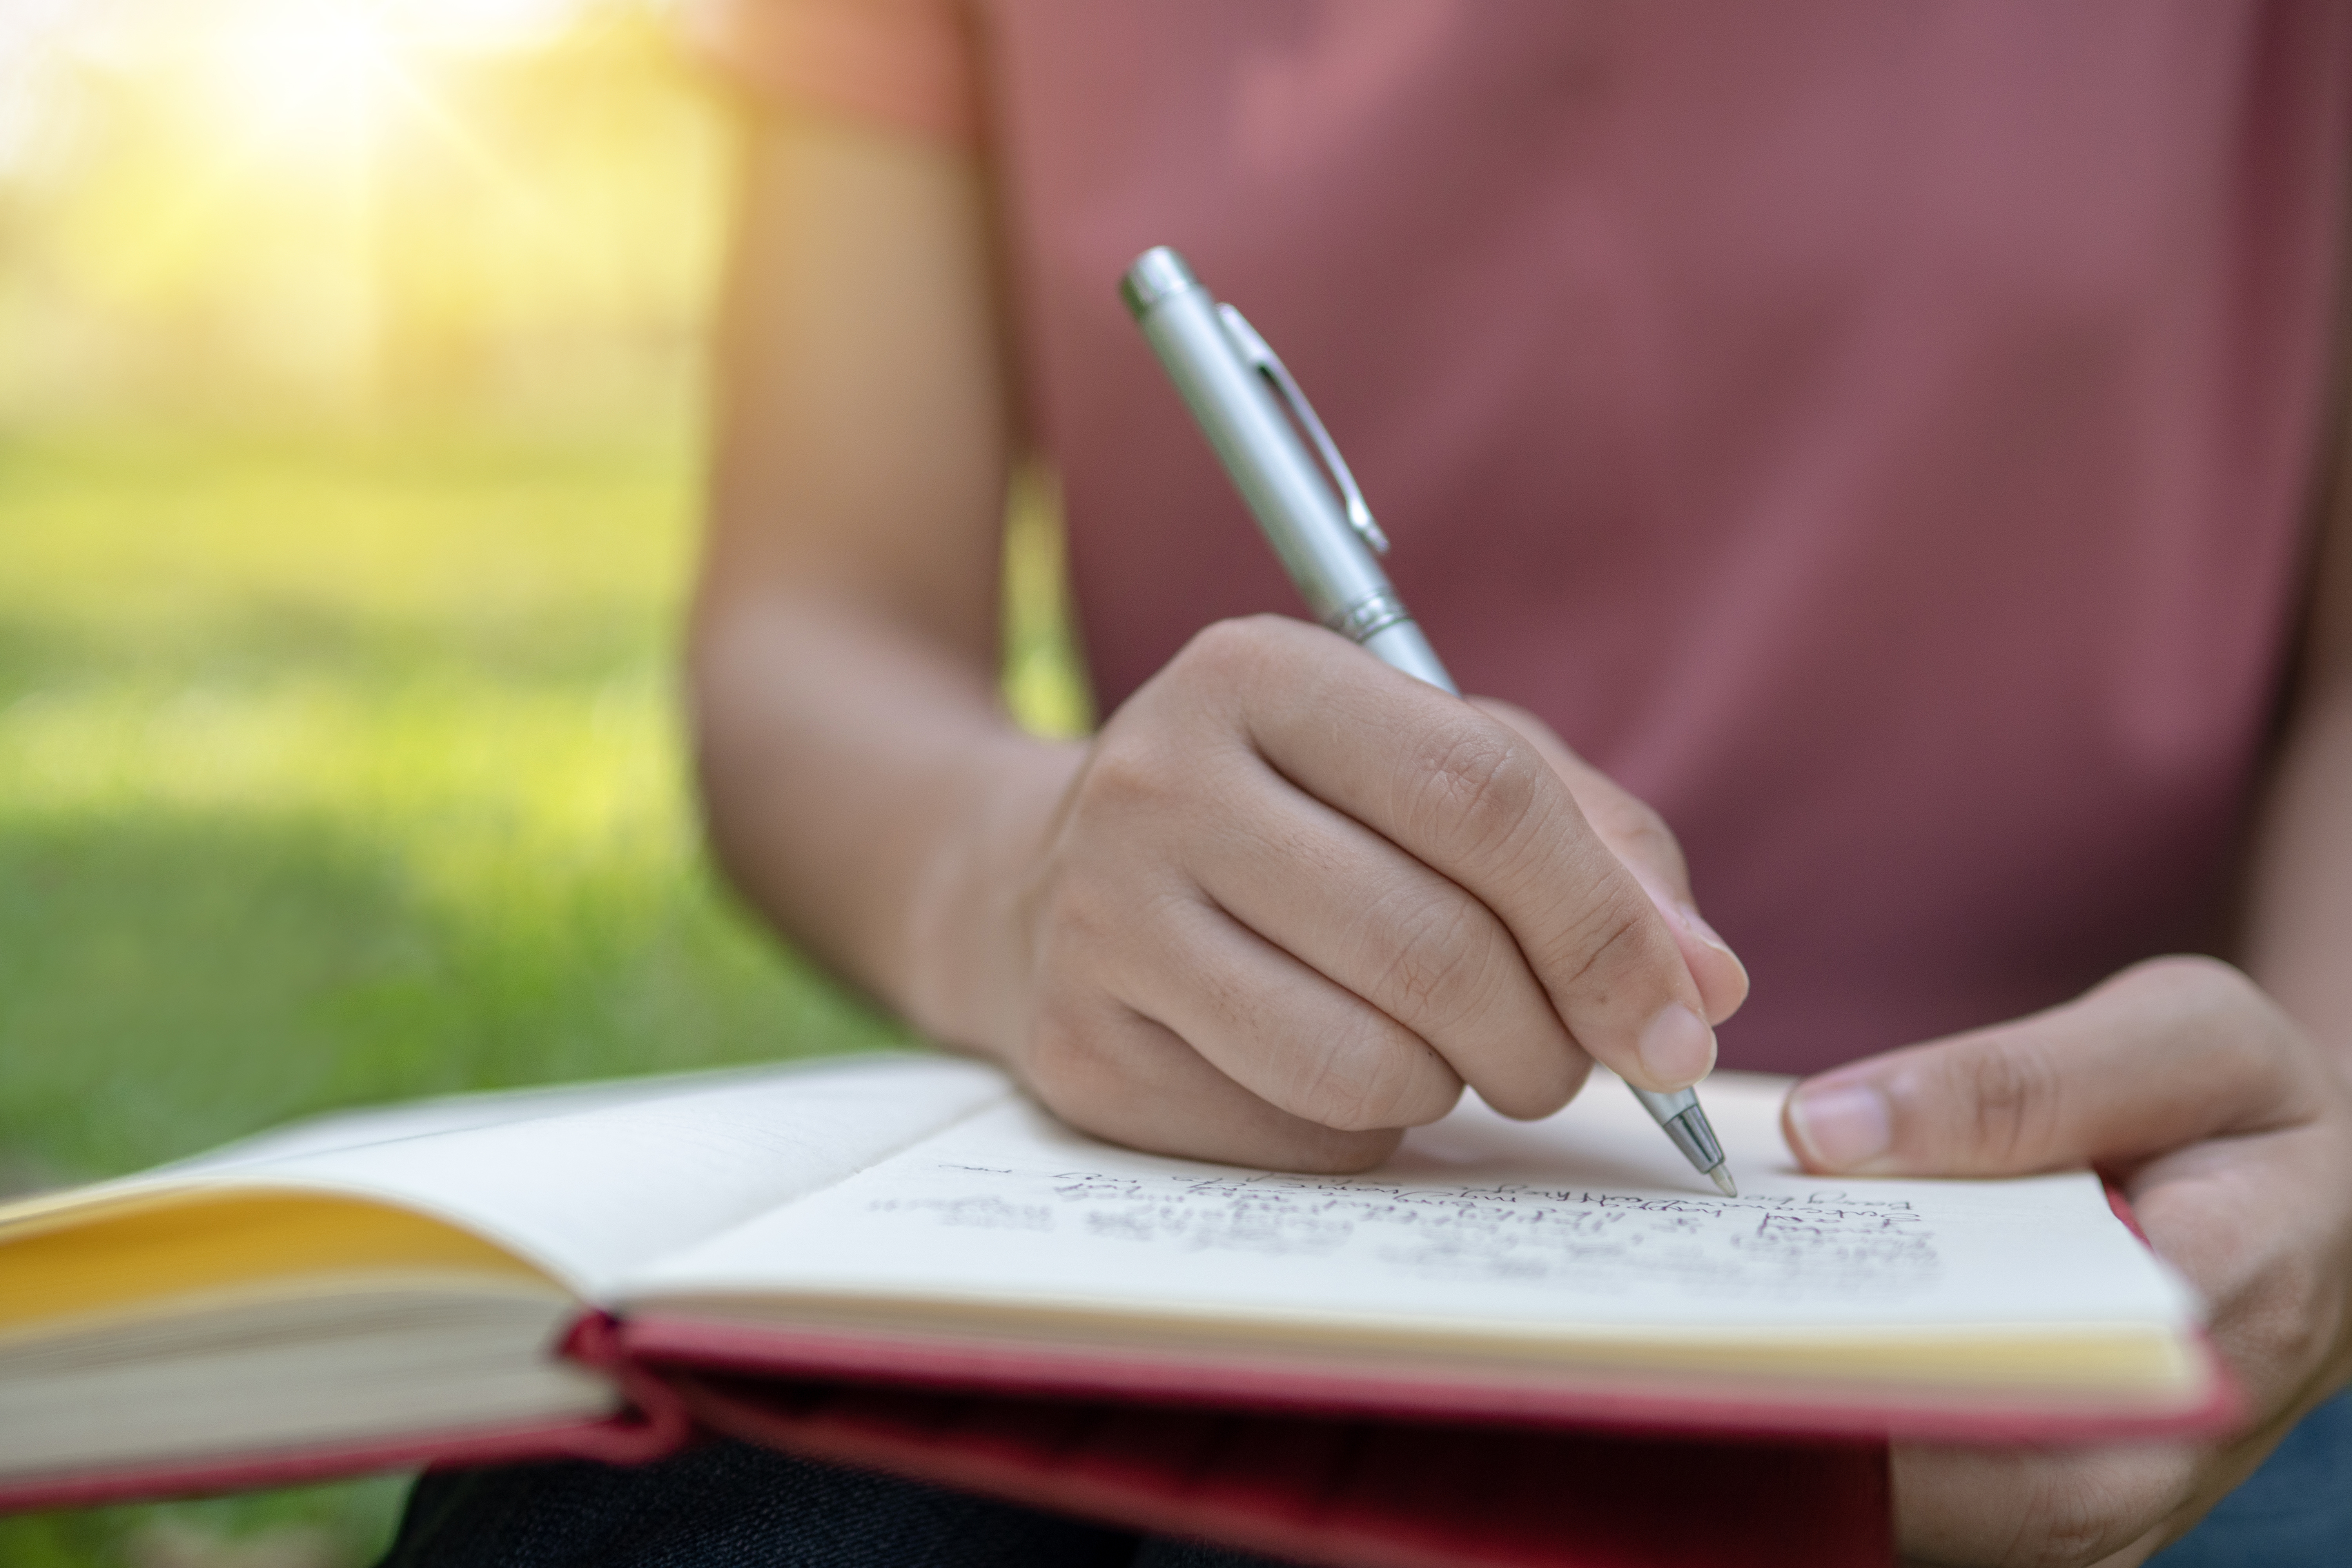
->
[1782,957,2307,1178]
[1470,697,1748,1025]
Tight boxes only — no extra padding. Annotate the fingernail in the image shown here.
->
[1637,1003,1715,1088]
[1787,1082,1892,1169]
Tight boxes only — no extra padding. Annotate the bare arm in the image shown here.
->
[691,110,1058,1038]
[2243,463,2352,1059]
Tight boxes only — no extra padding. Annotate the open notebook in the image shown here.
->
[0,1054,2230,1565]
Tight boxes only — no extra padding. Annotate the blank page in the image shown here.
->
[27,1056,1013,1300]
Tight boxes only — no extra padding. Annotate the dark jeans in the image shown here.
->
[2147,1389,2352,1568]
[379,1439,1290,1568]
[383,1392,2352,1567]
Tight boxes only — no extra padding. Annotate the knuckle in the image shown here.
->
[2108,955,2303,1103]
[1412,730,1545,864]
[2127,950,2241,990]
[1892,1449,2172,1568]
[1031,853,1136,957]
[1054,875,1120,944]
[1610,804,1674,859]
[1958,1044,2063,1168]
[1358,887,1494,1030]
[2117,955,2280,1052]
[2121,953,2253,1017]
[1021,1000,1121,1109]
[1585,791,1682,871]
[1076,732,1168,814]
[1170,615,1285,687]
[2005,1456,2164,1568]
[1290,1030,1453,1133]
[1548,896,1660,1010]
[2222,1243,2335,1375]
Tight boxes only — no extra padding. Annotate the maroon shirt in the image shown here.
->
[690,0,2352,1074]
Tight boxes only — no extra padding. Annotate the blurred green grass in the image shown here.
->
[0,424,931,1566]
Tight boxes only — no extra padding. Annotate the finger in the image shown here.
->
[1472,698,1749,1025]
[1025,991,1404,1172]
[1187,747,1592,1119]
[1783,956,2310,1178]
[1109,888,1466,1134]
[1190,616,1715,1093]
[1892,1438,2193,1568]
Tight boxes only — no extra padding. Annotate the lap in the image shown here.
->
[2148,1389,2352,1568]
[377,1439,1291,1568]
[383,1394,2352,1568]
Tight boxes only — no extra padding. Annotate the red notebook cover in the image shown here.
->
[671,1372,1894,1568]
[619,1313,2238,1447]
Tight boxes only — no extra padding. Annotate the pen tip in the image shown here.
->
[1710,1167,1739,1198]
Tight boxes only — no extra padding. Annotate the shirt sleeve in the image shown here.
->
[675,0,979,142]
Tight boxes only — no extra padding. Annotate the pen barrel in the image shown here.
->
[1628,1085,1728,1176]
[1127,260,1456,695]
[1357,618,1456,695]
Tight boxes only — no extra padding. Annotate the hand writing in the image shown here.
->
[1783,956,2352,1566]
[929,615,1747,1171]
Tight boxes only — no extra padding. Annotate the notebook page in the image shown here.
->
[623,1069,2199,1337]
[159,1064,813,1172]
[77,1056,1014,1300]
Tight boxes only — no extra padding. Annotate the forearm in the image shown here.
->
[2242,474,2352,1059]
[692,589,1081,1055]
[693,107,1064,1053]
[2241,671,2352,1059]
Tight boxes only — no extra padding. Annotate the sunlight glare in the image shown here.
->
[208,0,401,160]
[395,0,581,54]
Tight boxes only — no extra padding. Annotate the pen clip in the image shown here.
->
[1217,303,1390,555]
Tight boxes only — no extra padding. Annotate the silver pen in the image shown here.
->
[1121,245,1736,1198]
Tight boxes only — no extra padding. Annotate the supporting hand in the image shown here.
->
[1784,958,2352,1566]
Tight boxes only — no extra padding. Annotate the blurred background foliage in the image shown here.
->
[0,0,711,429]
[0,2,1085,1563]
